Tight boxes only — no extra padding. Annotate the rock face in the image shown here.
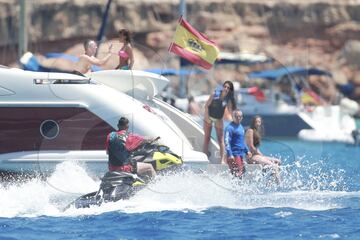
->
[2,0,360,100]
[2,1,360,51]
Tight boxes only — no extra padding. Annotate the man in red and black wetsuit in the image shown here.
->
[106,117,156,178]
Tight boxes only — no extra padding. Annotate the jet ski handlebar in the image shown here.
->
[150,136,160,143]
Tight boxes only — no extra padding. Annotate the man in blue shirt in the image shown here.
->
[224,109,252,177]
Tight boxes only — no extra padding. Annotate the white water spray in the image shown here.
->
[0,159,358,218]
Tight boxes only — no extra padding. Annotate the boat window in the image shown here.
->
[52,79,91,84]
[34,78,91,85]
[125,88,151,101]
[40,120,59,139]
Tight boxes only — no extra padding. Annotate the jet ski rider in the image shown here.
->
[106,117,156,178]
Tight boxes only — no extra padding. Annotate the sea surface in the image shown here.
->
[1,138,360,240]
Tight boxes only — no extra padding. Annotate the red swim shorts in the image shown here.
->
[227,156,245,177]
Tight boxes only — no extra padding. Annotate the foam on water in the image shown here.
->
[0,161,99,218]
[0,159,359,218]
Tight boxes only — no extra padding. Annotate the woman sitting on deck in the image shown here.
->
[245,115,281,183]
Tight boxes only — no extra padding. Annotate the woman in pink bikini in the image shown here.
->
[117,29,134,70]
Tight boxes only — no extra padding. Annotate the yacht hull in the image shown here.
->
[242,113,312,137]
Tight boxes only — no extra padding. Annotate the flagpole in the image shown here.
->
[180,0,186,19]
[178,0,187,98]
[18,0,28,64]
[96,0,113,57]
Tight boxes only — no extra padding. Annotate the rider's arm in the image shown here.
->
[125,133,145,151]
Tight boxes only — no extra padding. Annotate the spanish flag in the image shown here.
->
[301,89,322,106]
[169,17,220,70]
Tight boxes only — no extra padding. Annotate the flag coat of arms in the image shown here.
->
[169,17,220,69]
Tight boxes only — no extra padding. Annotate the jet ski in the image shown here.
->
[66,138,183,209]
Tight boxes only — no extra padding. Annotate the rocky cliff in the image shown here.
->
[2,0,360,100]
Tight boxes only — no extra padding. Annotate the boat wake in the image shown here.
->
[0,159,358,218]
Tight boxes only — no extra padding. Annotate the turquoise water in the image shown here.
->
[1,139,360,239]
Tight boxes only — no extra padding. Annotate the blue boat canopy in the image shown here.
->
[44,52,80,62]
[145,68,205,76]
[20,52,102,72]
[216,52,275,65]
[248,66,332,81]
[179,52,274,67]
[44,52,102,72]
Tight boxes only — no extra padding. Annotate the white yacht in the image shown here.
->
[0,67,217,175]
